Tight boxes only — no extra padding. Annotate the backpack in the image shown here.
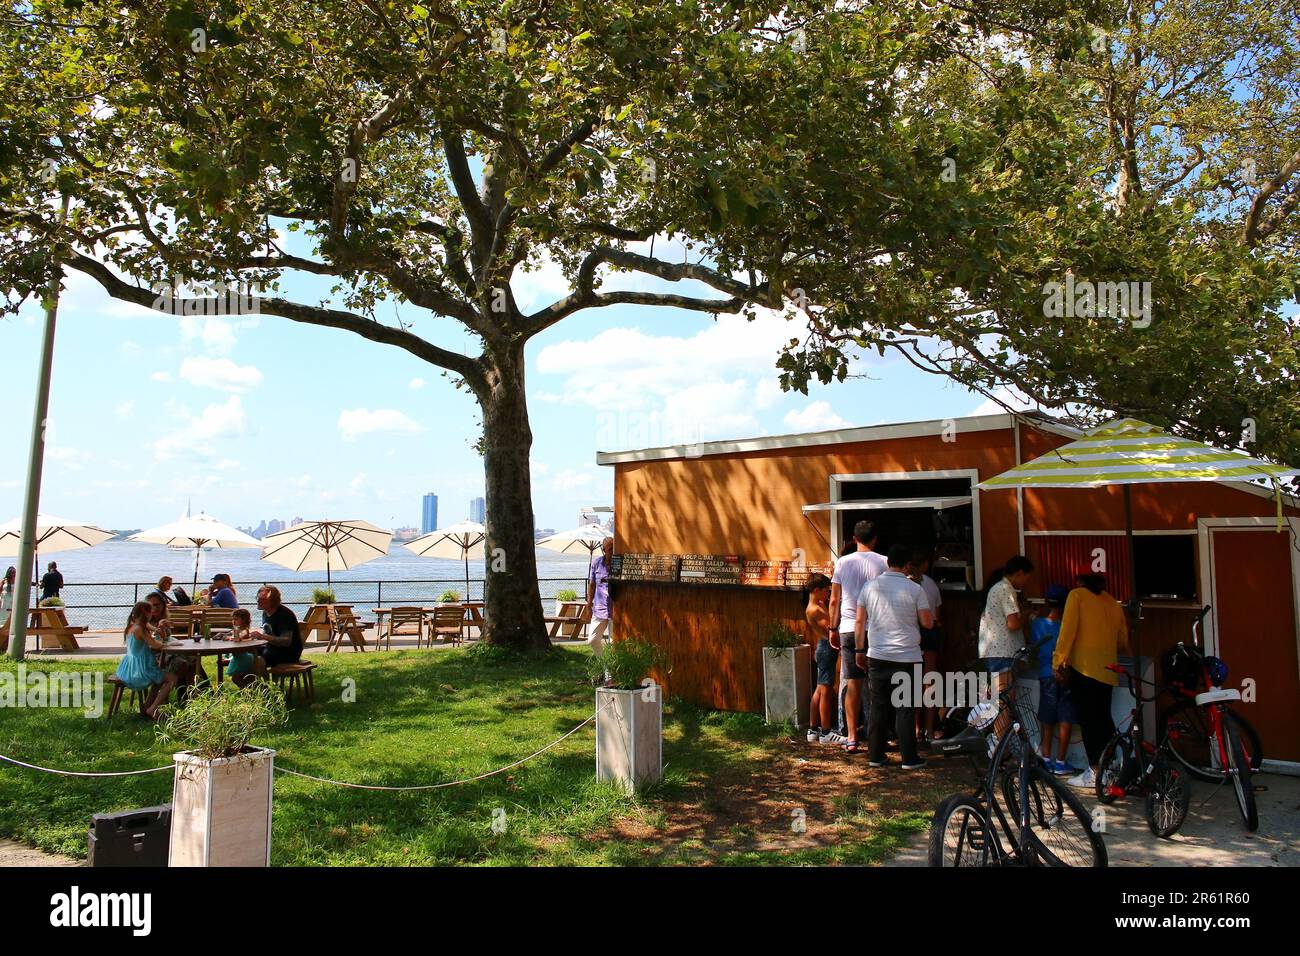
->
[1160,643,1204,691]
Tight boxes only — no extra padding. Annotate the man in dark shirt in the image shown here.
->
[251,584,301,668]
[40,562,64,600]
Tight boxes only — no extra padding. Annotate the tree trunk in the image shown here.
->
[478,341,550,652]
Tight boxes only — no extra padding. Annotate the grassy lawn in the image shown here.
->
[0,647,959,865]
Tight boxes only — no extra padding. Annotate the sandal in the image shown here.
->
[842,741,859,753]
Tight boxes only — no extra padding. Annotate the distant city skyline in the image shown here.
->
[421,493,438,534]
[469,497,486,524]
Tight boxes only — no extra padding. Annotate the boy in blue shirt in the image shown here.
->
[1031,584,1076,774]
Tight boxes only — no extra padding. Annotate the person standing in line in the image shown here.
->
[1031,584,1077,775]
[803,573,845,744]
[40,561,64,601]
[978,555,1034,738]
[1053,573,1131,789]
[908,548,945,744]
[829,520,889,752]
[0,566,15,652]
[586,536,613,663]
[856,544,933,769]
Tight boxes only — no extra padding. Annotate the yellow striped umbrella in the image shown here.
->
[980,418,1300,490]
[980,418,1300,669]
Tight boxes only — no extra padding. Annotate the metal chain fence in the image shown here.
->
[29,577,588,631]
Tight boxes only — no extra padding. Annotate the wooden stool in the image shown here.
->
[106,676,153,718]
[269,662,317,704]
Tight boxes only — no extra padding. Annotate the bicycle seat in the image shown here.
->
[933,726,988,758]
[1195,687,1241,705]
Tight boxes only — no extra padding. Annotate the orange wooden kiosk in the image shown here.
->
[597,412,1300,769]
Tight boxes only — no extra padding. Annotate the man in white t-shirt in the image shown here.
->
[829,520,889,750]
[855,544,933,769]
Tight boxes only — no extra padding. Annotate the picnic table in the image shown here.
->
[159,637,267,686]
[545,600,590,640]
[27,607,87,651]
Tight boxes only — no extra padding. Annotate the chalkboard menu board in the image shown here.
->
[611,553,679,582]
[783,562,834,589]
[741,559,787,587]
[679,553,744,585]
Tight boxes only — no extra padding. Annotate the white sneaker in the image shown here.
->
[1067,768,1096,789]
[819,731,848,745]
[806,728,820,743]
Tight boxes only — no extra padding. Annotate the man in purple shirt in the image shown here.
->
[586,537,613,657]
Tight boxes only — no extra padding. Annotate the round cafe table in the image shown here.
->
[159,637,267,686]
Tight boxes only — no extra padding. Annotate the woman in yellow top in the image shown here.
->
[1052,573,1132,789]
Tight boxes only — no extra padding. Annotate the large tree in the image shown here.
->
[3,0,1296,650]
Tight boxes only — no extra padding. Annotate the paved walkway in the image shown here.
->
[891,770,1300,866]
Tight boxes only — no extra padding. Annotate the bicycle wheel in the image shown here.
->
[1224,719,1259,832]
[1162,700,1264,782]
[1002,764,1107,867]
[928,793,992,867]
[1145,753,1190,838]
[1096,734,1132,805]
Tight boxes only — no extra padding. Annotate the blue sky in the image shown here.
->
[0,232,996,532]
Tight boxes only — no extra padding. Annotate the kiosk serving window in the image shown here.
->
[803,472,980,591]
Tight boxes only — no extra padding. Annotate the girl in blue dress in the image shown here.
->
[115,601,178,719]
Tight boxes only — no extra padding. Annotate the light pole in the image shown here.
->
[7,195,70,661]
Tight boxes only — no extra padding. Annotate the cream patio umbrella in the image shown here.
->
[404,520,486,599]
[0,514,115,585]
[260,519,392,587]
[535,523,612,557]
[130,512,263,594]
[979,417,1300,660]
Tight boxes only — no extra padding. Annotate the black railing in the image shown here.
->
[32,577,588,631]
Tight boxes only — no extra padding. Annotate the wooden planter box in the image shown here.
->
[169,747,275,867]
[595,686,662,792]
[763,645,811,726]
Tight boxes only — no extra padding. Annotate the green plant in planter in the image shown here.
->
[586,638,671,690]
[311,586,337,605]
[554,588,579,603]
[38,596,65,608]
[762,622,804,649]
[155,682,289,760]
[439,589,462,603]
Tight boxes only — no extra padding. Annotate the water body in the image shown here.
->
[17,540,593,630]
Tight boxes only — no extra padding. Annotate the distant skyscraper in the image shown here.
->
[267,518,284,535]
[469,497,486,524]
[421,493,439,534]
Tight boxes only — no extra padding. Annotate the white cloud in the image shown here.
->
[337,408,423,441]
[967,386,1036,417]
[409,377,427,390]
[153,395,246,461]
[180,315,238,355]
[178,356,263,393]
[784,401,849,432]
[510,250,572,313]
[114,400,136,419]
[151,370,174,383]
[118,340,143,358]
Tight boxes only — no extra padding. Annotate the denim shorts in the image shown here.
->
[814,639,837,686]
[982,656,1014,674]
[840,636,866,681]
[1038,677,1076,725]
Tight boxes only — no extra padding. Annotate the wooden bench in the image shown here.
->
[106,675,155,718]
[544,600,589,640]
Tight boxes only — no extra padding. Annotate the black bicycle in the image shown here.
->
[928,646,1107,867]
[1095,662,1191,838]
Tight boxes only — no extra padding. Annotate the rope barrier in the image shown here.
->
[0,754,172,777]
[274,708,600,791]
[0,703,608,789]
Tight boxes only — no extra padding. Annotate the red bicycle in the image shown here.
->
[1157,606,1260,831]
